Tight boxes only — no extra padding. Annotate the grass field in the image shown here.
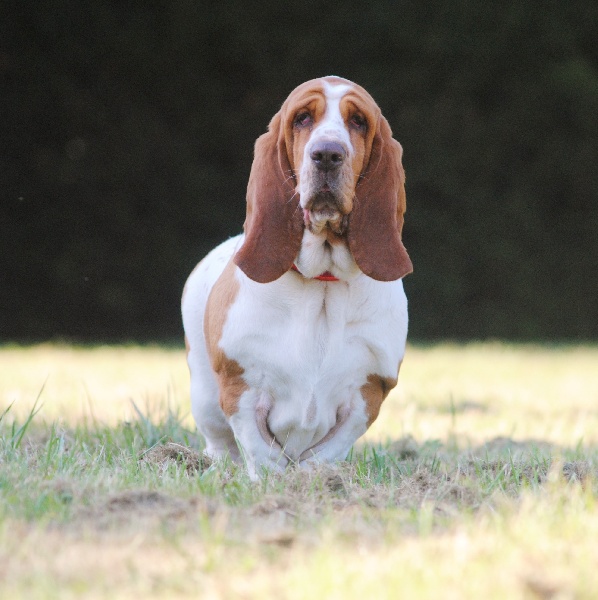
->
[1,343,598,599]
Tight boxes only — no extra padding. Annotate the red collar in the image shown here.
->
[291,264,340,282]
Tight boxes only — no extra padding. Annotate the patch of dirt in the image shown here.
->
[140,442,208,474]
[242,465,372,546]
[282,463,357,502]
[389,466,482,512]
[73,489,220,533]
[258,461,484,519]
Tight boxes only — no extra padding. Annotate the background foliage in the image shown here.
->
[2,0,597,341]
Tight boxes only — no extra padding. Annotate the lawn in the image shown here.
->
[1,343,597,599]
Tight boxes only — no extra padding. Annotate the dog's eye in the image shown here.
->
[349,114,366,130]
[294,112,313,128]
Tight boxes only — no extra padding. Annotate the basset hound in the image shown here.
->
[182,76,412,478]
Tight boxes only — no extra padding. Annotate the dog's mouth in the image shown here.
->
[303,190,348,234]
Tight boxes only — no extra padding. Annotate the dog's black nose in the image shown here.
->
[310,141,346,171]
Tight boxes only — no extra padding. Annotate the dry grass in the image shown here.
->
[1,343,598,599]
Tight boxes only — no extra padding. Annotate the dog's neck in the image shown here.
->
[293,227,360,282]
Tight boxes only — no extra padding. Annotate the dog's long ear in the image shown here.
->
[234,112,304,283]
[347,115,413,281]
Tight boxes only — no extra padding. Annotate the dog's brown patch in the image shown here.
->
[360,373,397,427]
[204,259,248,416]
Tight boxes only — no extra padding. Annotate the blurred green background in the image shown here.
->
[2,0,597,342]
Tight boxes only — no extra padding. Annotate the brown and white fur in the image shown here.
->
[182,76,412,479]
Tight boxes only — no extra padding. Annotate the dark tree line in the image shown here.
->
[1,0,597,341]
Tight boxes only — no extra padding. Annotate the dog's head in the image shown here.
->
[234,76,412,283]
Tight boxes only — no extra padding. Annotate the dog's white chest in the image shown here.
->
[219,273,407,459]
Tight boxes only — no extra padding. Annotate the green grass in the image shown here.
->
[1,343,598,598]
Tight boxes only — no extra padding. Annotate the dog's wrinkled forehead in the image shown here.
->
[282,76,379,117]
[312,80,353,141]
[285,76,376,106]
[280,76,381,169]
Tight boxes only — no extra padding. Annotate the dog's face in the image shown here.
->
[282,78,377,235]
[234,76,412,283]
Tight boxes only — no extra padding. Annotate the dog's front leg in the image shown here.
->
[228,389,289,480]
[297,395,369,468]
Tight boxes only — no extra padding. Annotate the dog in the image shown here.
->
[182,76,412,478]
